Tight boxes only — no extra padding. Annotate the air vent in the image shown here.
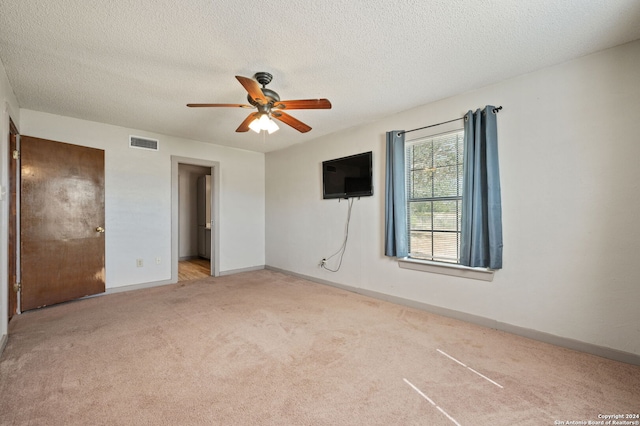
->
[129,135,159,151]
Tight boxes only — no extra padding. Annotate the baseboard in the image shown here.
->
[83,279,176,299]
[85,265,265,298]
[265,266,640,367]
[0,333,7,357]
[497,322,640,367]
[179,255,200,261]
[220,265,265,276]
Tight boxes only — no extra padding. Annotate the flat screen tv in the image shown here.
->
[322,151,373,199]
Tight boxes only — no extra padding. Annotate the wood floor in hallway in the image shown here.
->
[178,257,210,281]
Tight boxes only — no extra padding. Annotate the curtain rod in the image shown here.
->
[398,106,502,136]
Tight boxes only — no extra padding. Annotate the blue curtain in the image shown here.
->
[384,130,408,257]
[460,106,503,269]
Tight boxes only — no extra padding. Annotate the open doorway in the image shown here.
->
[177,164,211,281]
[171,156,220,282]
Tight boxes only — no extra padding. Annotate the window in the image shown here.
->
[385,107,501,273]
[405,130,464,263]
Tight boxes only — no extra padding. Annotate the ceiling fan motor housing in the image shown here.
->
[246,72,279,108]
[248,72,279,107]
[247,88,280,107]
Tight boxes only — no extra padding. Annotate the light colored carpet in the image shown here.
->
[1,270,639,425]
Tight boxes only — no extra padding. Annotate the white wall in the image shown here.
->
[266,40,640,357]
[0,58,20,340]
[20,110,265,288]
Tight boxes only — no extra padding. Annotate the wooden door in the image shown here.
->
[20,136,105,311]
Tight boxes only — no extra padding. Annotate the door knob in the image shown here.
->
[96,226,105,233]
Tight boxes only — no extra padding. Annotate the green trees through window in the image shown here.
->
[405,130,464,263]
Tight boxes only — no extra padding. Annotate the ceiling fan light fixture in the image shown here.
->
[265,117,279,134]
[248,118,261,133]
[249,113,279,134]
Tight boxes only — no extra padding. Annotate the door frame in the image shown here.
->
[8,120,19,318]
[2,105,19,344]
[171,156,220,281]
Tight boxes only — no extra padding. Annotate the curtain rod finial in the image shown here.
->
[492,106,503,114]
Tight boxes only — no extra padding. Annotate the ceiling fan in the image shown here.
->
[187,72,332,134]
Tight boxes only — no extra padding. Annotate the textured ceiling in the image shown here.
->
[1,1,640,153]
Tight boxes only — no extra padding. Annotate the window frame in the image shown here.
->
[405,129,465,264]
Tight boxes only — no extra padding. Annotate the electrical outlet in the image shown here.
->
[136,259,143,267]
[319,258,327,267]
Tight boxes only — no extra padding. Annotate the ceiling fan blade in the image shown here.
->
[236,112,260,132]
[235,76,267,104]
[271,111,312,133]
[187,103,252,108]
[273,99,332,110]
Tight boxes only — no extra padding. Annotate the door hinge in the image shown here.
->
[13,282,21,292]
[12,150,20,160]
